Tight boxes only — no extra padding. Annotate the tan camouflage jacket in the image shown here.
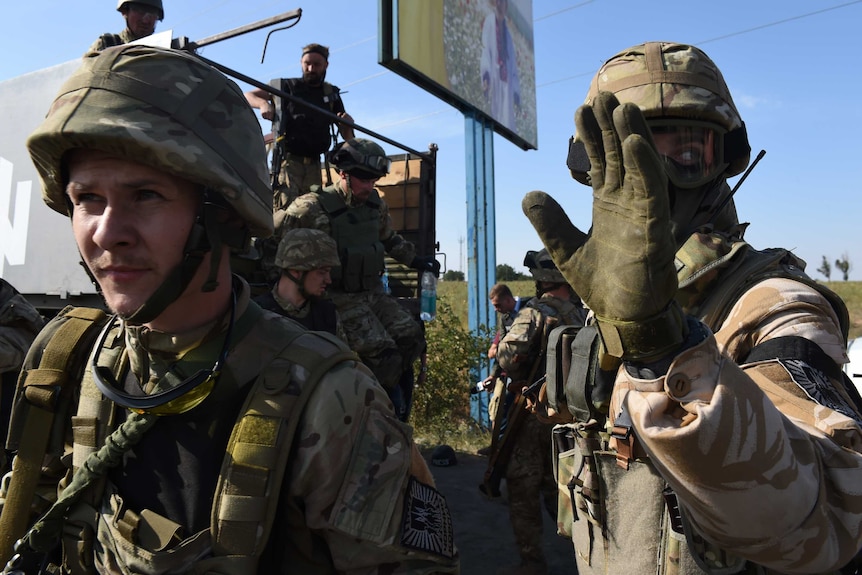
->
[497,292,585,383]
[284,181,417,266]
[610,274,861,572]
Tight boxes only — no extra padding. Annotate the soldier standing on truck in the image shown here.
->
[88,0,164,52]
[523,40,862,573]
[0,45,458,574]
[244,43,355,233]
[253,227,347,342]
[284,138,440,422]
[489,249,585,575]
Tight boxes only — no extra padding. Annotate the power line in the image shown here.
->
[535,1,595,22]
[694,0,862,45]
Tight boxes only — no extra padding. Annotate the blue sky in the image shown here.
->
[3,0,861,280]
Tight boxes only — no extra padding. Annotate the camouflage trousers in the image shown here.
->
[506,415,558,570]
[272,155,327,238]
[329,287,424,392]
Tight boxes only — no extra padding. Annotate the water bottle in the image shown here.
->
[419,270,437,321]
[381,270,391,294]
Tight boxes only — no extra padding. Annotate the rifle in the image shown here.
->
[480,321,548,499]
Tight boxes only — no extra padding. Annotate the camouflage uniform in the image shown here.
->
[496,294,586,572]
[530,41,862,574]
[284,180,423,393]
[6,45,458,574]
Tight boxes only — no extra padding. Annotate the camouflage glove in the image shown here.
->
[522,91,686,362]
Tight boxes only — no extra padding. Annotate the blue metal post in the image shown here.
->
[465,110,496,429]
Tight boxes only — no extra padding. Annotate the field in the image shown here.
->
[438,280,862,340]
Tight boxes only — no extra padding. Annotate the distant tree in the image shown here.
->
[496,264,529,282]
[818,256,832,281]
[835,253,852,281]
[442,270,465,282]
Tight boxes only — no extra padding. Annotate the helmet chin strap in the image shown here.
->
[123,197,236,326]
[283,269,311,300]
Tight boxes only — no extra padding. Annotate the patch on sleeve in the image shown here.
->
[400,477,455,558]
[779,358,862,426]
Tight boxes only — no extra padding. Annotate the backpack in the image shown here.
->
[0,305,356,573]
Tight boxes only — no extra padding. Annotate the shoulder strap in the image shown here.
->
[210,329,357,566]
[0,307,108,565]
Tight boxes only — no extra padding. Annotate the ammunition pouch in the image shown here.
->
[545,324,618,425]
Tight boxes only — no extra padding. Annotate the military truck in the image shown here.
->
[0,23,440,319]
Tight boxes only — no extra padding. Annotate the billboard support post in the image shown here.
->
[466,110,495,429]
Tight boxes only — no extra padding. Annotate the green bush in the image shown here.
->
[411,297,492,449]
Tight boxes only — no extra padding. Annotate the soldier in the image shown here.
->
[491,250,585,575]
[284,138,438,421]
[244,43,355,229]
[253,227,347,342]
[0,279,43,473]
[523,41,862,573]
[0,45,458,574]
[88,0,164,52]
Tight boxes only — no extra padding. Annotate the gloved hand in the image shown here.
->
[521,91,686,362]
[411,255,441,277]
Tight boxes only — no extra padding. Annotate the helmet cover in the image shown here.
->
[329,138,391,179]
[27,44,273,237]
[275,228,341,271]
[524,249,566,284]
[571,41,750,184]
[117,0,164,20]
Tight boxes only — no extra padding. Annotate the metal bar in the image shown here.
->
[191,9,302,49]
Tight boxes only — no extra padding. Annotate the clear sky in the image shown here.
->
[3,0,861,280]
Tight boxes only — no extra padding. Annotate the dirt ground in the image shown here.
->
[422,447,577,575]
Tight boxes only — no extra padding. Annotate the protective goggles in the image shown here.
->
[358,154,391,175]
[645,119,728,189]
[91,299,234,416]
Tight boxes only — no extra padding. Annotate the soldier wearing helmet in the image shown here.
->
[253,228,346,341]
[490,249,585,575]
[284,138,440,420]
[88,0,165,53]
[523,42,860,573]
[4,45,458,574]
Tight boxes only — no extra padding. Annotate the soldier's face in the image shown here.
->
[491,294,515,314]
[66,150,200,322]
[303,267,332,297]
[123,4,158,38]
[301,53,328,86]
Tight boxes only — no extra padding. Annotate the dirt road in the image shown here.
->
[423,448,576,575]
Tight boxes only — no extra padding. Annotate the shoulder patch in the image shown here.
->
[400,477,456,558]
[779,358,862,426]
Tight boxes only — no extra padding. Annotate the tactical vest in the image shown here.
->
[317,185,386,293]
[273,78,340,157]
[6,303,356,574]
[253,291,339,336]
[557,234,854,575]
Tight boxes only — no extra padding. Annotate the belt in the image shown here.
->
[285,152,319,165]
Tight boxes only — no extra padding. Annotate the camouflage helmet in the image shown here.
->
[569,42,750,186]
[117,0,164,20]
[524,249,566,284]
[329,138,391,179]
[274,228,341,271]
[26,44,273,238]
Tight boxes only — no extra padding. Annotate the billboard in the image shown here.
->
[380,0,537,150]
